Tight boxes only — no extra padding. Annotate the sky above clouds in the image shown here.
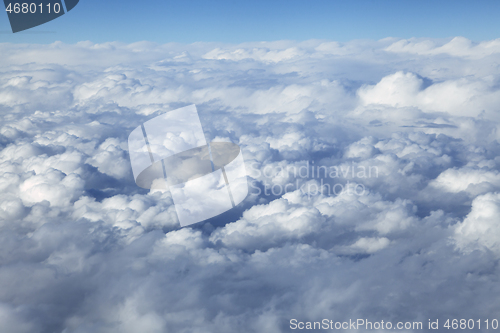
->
[1,37,500,332]
[2,0,500,43]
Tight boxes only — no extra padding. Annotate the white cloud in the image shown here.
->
[385,37,500,58]
[454,192,500,255]
[19,169,84,207]
[203,47,304,63]
[341,237,391,254]
[431,168,500,194]
[1,38,500,332]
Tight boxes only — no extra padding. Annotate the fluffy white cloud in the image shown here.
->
[431,167,500,194]
[1,37,500,332]
[385,36,500,58]
[454,193,500,255]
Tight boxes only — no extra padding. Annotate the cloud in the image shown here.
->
[430,167,500,194]
[1,37,500,332]
[385,36,500,58]
[454,192,500,255]
[202,47,304,63]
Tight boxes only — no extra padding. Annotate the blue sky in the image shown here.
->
[1,0,500,44]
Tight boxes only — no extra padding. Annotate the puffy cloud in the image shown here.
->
[454,193,500,255]
[341,237,391,254]
[385,36,500,58]
[1,38,500,332]
[358,71,500,118]
[85,138,131,179]
[19,169,85,207]
[203,47,305,63]
[431,168,500,194]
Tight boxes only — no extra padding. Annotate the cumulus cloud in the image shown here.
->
[454,192,500,254]
[1,37,500,332]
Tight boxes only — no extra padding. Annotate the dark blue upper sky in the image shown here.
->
[1,0,500,43]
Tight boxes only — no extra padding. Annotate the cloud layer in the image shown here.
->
[1,37,500,332]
